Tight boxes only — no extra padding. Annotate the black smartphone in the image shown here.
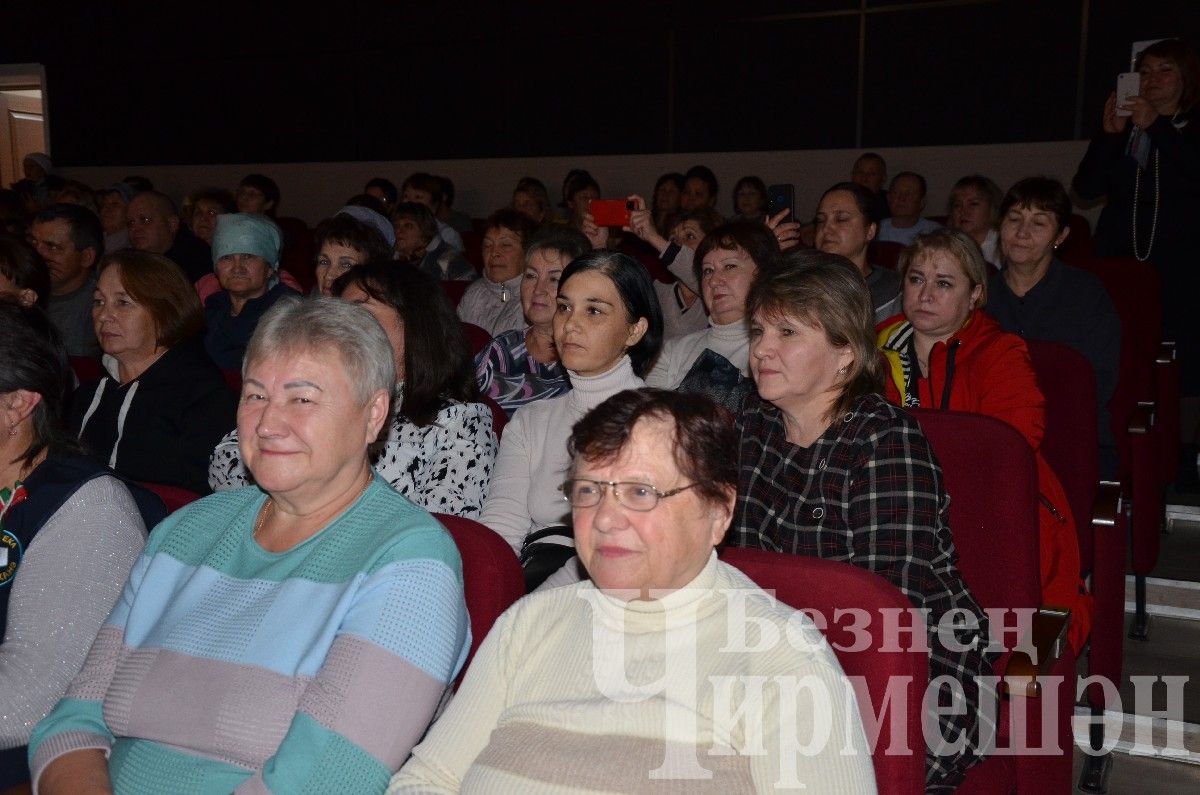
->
[767,183,795,222]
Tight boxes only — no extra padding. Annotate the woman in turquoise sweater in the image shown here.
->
[31,296,470,794]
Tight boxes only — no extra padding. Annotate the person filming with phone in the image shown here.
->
[1073,37,1200,483]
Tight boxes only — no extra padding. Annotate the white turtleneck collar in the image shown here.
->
[566,355,644,413]
[483,273,524,302]
[586,551,722,632]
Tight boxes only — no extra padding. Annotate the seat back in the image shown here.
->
[275,216,316,293]
[908,409,1041,614]
[432,513,525,681]
[719,548,926,795]
[68,355,104,385]
[1025,339,1099,568]
[1057,213,1095,264]
[479,395,508,439]
[867,240,905,270]
[441,280,471,308]
[461,321,492,356]
[136,481,203,514]
[461,230,484,273]
[617,237,676,284]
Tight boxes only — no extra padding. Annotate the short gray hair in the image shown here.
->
[244,296,396,404]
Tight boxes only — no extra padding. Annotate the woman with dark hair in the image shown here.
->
[878,229,1092,651]
[68,250,237,494]
[211,264,497,517]
[512,177,553,226]
[651,171,684,236]
[0,235,50,308]
[730,250,993,791]
[235,173,280,217]
[646,220,781,407]
[313,210,394,296]
[480,251,663,589]
[475,226,591,417]
[186,186,236,247]
[733,175,768,222]
[814,181,900,322]
[457,209,538,336]
[986,177,1121,476]
[390,388,875,793]
[392,201,476,282]
[946,174,1004,268]
[1074,37,1200,458]
[0,302,160,791]
[561,169,601,224]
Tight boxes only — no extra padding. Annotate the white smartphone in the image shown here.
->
[1116,71,1140,117]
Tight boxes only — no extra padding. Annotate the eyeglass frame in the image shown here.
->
[559,479,699,512]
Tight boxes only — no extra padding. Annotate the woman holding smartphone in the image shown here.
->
[1073,38,1200,461]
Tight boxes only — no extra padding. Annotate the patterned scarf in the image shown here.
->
[0,480,28,524]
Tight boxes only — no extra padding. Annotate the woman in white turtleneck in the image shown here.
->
[646,221,782,407]
[480,251,664,590]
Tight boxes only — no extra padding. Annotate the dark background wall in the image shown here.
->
[4,0,1198,166]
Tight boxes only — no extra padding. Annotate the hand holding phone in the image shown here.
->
[1115,72,1140,118]
[590,199,635,227]
[766,184,795,223]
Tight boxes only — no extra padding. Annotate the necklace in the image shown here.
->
[1132,147,1160,262]
[253,470,373,540]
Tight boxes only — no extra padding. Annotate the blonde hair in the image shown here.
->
[898,229,989,309]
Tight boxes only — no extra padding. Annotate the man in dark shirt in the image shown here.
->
[126,190,211,283]
[29,203,103,356]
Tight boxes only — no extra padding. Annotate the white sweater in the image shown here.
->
[480,356,644,554]
[388,553,877,794]
[457,274,525,337]
[645,318,751,390]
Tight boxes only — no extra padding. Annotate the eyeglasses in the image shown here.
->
[560,479,698,512]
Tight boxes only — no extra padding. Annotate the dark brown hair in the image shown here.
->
[692,220,782,289]
[568,388,736,509]
[96,250,203,347]
[1137,38,1200,112]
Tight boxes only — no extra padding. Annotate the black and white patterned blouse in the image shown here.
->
[208,399,497,519]
[731,391,995,792]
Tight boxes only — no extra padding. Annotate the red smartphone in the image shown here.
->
[590,199,634,227]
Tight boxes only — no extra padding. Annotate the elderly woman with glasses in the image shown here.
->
[389,388,875,794]
[32,297,470,794]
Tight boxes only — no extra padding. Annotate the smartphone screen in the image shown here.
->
[590,199,632,227]
[767,184,795,222]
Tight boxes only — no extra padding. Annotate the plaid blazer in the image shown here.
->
[731,391,995,791]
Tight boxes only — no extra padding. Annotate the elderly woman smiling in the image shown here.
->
[388,389,875,794]
[31,297,470,794]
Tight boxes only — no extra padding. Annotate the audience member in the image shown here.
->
[877,229,1092,651]
[680,164,718,211]
[69,250,237,495]
[121,175,154,193]
[392,201,475,281]
[876,171,942,245]
[402,172,464,251]
[213,263,497,517]
[312,210,392,296]
[435,175,474,236]
[986,177,1121,476]
[94,183,134,252]
[561,169,601,226]
[0,235,50,308]
[730,250,993,790]
[814,181,900,322]
[234,172,280,217]
[54,181,98,216]
[364,176,399,211]
[126,190,212,282]
[389,388,875,794]
[21,153,55,209]
[1074,37,1200,468]
[732,174,768,222]
[850,151,890,221]
[481,251,662,590]
[0,303,158,791]
[947,174,1004,268]
[456,209,536,336]
[475,225,591,417]
[186,186,236,246]
[512,176,553,225]
[0,190,27,237]
[650,171,684,235]
[32,297,470,793]
[343,192,391,220]
[30,203,104,356]
[204,212,298,370]
[647,220,781,408]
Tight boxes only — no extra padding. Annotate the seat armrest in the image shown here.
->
[1091,480,1122,527]
[1156,340,1176,364]
[1128,402,1155,434]
[1001,606,1072,698]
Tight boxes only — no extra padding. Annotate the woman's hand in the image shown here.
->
[579,208,611,250]
[622,194,669,253]
[1102,91,1129,134]
[765,208,802,251]
[39,749,114,795]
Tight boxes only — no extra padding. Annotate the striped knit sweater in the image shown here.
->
[388,553,876,794]
[29,478,470,794]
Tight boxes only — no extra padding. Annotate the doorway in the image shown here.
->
[0,64,48,190]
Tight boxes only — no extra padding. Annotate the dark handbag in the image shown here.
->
[519,525,575,592]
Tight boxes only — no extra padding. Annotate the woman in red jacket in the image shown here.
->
[877,228,1092,652]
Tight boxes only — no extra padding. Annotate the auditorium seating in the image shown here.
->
[867,240,904,270]
[137,481,202,514]
[276,216,316,293]
[461,322,492,356]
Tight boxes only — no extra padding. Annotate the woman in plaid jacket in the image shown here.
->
[729,250,994,792]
